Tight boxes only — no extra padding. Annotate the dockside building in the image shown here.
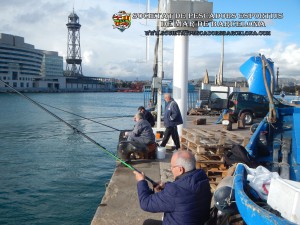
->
[0,33,115,92]
[0,33,65,91]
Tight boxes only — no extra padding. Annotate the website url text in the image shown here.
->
[144,30,271,36]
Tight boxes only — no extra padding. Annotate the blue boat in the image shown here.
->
[232,55,300,225]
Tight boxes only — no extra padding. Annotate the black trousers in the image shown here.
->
[160,126,180,149]
[143,219,162,225]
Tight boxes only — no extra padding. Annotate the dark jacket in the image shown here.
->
[127,119,155,145]
[137,169,211,225]
[163,100,183,128]
[143,110,155,127]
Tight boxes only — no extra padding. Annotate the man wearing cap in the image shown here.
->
[138,106,155,127]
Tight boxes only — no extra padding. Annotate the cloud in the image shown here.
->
[0,0,299,80]
[16,11,46,24]
[260,43,300,76]
[187,28,300,80]
[82,50,94,65]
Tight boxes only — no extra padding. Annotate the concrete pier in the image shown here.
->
[91,156,173,225]
[91,115,252,225]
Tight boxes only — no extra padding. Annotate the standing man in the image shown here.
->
[160,93,183,150]
[133,150,211,225]
[138,106,155,127]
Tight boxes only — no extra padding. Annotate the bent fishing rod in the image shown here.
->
[0,79,157,186]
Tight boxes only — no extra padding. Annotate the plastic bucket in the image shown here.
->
[155,131,164,139]
[156,132,161,139]
[156,147,166,159]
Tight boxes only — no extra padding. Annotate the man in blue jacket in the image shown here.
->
[160,93,183,150]
[133,150,211,225]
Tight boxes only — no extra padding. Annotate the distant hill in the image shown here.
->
[190,76,247,84]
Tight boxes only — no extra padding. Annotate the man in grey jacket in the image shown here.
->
[125,112,155,145]
[160,93,183,150]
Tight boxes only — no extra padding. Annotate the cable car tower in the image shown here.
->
[66,9,82,76]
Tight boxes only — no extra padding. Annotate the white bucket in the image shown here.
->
[156,147,166,159]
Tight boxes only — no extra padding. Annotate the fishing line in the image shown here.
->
[39,102,131,131]
[50,115,131,125]
[7,90,133,125]
[60,115,133,123]
[0,79,157,186]
[41,102,133,121]
[26,130,119,140]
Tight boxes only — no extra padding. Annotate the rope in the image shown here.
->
[261,55,277,124]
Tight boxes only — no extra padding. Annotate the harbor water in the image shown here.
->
[0,92,143,225]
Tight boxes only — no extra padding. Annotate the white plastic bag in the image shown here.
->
[243,164,280,200]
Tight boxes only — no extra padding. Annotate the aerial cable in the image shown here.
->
[0,79,157,186]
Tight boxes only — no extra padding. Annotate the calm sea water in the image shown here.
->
[0,92,143,225]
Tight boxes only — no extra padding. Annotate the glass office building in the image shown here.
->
[41,51,63,77]
[0,33,64,90]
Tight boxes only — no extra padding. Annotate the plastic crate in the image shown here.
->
[267,178,300,224]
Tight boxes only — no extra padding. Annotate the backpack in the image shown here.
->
[224,145,258,168]
[146,110,155,127]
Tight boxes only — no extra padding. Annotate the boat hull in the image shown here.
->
[234,164,296,225]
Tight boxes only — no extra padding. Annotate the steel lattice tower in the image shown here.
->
[66,9,82,76]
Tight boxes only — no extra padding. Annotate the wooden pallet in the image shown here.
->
[181,127,248,189]
[181,128,248,153]
[195,154,228,190]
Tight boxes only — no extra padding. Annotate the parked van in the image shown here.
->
[207,90,229,111]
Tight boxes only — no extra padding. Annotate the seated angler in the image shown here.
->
[138,106,155,127]
[125,112,155,145]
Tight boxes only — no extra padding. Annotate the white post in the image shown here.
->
[145,0,150,62]
[156,0,164,129]
[156,35,163,129]
[173,35,189,136]
[163,0,212,137]
[217,35,224,86]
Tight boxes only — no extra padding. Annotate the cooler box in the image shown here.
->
[267,177,300,224]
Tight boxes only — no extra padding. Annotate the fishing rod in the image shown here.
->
[0,79,157,186]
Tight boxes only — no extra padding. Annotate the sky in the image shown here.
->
[1,0,299,81]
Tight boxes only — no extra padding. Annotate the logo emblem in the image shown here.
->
[112,11,131,32]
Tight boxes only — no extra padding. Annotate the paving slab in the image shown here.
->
[91,160,164,225]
